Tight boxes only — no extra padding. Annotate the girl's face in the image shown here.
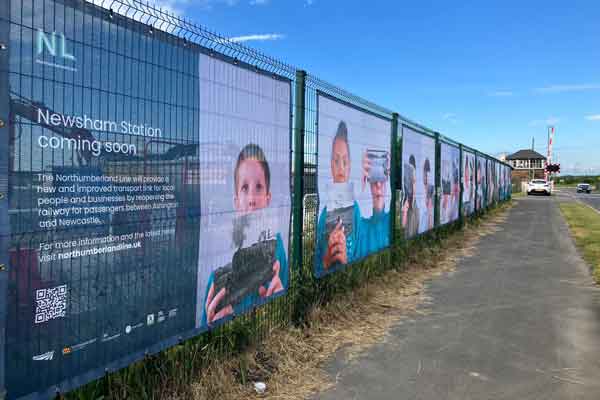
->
[235,159,271,213]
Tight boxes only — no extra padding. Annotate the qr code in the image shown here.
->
[34,285,68,324]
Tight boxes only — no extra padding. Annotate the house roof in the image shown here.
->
[506,149,547,160]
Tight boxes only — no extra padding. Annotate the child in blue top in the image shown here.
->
[315,122,390,278]
[200,144,288,329]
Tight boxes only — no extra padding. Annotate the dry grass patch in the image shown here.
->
[178,204,513,400]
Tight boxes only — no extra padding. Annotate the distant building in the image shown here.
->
[506,149,547,183]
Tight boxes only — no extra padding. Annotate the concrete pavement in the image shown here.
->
[316,196,600,400]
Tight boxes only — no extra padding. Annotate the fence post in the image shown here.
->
[293,70,306,273]
[458,144,464,225]
[0,0,9,397]
[390,114,399,245]
[434,132,441,228]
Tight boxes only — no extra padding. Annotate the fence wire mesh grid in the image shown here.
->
[0,0,512,398]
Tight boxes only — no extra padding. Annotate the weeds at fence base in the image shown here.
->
[67,202,512,400]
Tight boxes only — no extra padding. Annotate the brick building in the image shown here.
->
[506,149,547,184]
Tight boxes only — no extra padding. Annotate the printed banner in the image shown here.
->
[401,127,436,238]
[495,162,501,202]
[6,5,201,397]
[195,54,292,328]
[476,154,487,210]
[486,159,495,206]
[462,151,476,216]
[314,94,392,278]
[440,143,460,225]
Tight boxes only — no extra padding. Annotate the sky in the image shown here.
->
[146,0,599,174]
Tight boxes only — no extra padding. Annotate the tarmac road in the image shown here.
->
[316,196,600,400]
[554,187,600,212]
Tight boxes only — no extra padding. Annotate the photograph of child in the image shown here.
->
[495,163,501,202]
[315,95,392,278]
[463,151,476,216]
[402,127,436,237]
[402,155,420,238]
[486,160,490,206]
[476,155,486,211]
[201,144,289,327]
[421,158,435,230]
[440,143,460,225]
[196,54,291,330]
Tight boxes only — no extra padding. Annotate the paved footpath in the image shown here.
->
[316,196,600,400]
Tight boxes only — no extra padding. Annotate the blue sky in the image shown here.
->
[152,0,599,174]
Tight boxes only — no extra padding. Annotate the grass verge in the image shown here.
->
[559,202,600,283]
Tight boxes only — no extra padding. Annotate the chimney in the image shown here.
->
[532,137,535,151]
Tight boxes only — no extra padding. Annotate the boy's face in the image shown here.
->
[331,138,350,183]
[235,159,271,213]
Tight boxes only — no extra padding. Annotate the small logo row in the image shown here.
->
[32,308,178,361]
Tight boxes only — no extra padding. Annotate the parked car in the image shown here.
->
[527,179,552,196]
[577,183,592,194]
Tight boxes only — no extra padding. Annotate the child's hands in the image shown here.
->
[323,220,347,269]
[205,283,233,325]
[259,260,283,298]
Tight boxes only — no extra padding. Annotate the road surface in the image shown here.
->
[316,196,600,400]
[554,187,600,212]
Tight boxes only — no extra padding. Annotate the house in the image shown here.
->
[506,149,547,184]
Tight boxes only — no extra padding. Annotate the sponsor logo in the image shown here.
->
[62,338,97,356]
[147,314,155,326]
[101,333,121,343]
[32,351,55,361]
[168,308,177,318]
[157,311,165,323]
[36,30,77,72]
[125,322,144,334]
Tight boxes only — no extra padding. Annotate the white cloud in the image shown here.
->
[534,84,600,94]
[228,33,285,42]
[488,91,513,97]
[529,116,560,127]
[250,0,269,4]
[585,114,600,121]
[152,0,188,15]
[441,113,458,124]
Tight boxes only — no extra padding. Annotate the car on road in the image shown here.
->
[577,183,592,194]
[527,179,552,196]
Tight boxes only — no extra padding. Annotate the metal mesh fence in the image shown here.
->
[0,0,513,398]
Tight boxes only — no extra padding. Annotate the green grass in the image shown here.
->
[559,202,600,283]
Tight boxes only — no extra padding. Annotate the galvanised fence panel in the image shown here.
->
[0,0,513,399]
[400,125,437,239]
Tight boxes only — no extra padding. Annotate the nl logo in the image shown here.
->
[36,29,77,72]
